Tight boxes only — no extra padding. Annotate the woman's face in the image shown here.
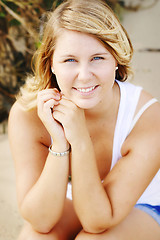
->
[52,29,117,109]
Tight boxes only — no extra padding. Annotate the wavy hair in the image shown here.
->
[18,0,133,110]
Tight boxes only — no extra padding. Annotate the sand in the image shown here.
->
[0,133,23,240]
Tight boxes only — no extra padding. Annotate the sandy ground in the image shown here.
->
[123,1,160,102]
[0,2,160,240]
[0,133,23,240]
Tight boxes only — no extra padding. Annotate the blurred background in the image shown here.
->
[0,0,160,239]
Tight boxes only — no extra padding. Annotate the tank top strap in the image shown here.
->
[128,98,158,135]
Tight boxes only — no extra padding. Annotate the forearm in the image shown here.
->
[51,98,113,231]
[20,147,69,233]
[71,136,112,233]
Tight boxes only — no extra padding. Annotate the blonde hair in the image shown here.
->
[18,0,133,110]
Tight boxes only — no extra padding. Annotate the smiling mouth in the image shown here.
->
[73,85,99,93]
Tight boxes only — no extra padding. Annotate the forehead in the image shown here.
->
[54,29,109,54]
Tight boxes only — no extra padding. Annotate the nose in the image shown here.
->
[77,63,92,83]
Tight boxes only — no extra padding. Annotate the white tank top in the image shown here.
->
[66,80,160,205]
[113,80,160,205]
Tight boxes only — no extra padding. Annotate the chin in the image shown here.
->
[74,99,99,109]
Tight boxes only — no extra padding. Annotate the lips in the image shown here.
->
[73,85,98,93]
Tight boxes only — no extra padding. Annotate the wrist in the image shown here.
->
[50,140,70,153]
[49,144,71,157]
[70,133,91,150]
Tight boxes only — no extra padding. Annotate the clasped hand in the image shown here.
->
[37,88,87,146]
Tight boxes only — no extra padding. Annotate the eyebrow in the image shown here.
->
[61,52,109,58]
[91,53,109,56]
[61,54,76,58]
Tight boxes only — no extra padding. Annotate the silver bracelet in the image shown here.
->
[49,144,71,157]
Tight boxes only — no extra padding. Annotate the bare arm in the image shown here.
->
[53,97,160,233]
[53,96,112,232]
[8,90,69,233]
[71,102,160,232]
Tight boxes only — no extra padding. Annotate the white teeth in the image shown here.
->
[77,86,95,93]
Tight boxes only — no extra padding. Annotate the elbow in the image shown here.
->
[30,220,57,234]
[81,216,112,234]
[32,223,56,234]
[20,202,62,234]
[83,212,125,233]
[83,222,109,234]
[78,206,114,233]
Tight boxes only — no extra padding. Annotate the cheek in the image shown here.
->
[55,73,72,93]
[99,67,116,82]
[56,67,75,84]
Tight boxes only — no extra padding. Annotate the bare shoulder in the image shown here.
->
[8,101,50,147]
[8,101,51,166]
[122,89,160,166]
[134,88,159,114]
[8,101,51,204]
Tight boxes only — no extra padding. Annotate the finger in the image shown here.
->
[39,94,61,103]
[59,100,78,115]
[60,94,70,101]
[37,92,61,100]
[37,89,61,101]
[38,98,59,118]
[38,88,60,96]
[52,110,65,125]
[44,99,59,109]
[37,91,61,113]
[45,99,60,116]
[58,97,75,107]
[53,104,66,115]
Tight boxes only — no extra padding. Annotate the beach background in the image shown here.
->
[0,2,160,239]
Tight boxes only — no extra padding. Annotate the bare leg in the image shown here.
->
[18,199,82,240]
[75,208,160,240]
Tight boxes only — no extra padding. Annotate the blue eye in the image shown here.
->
[93,56,104,60]
[64,59,76,62]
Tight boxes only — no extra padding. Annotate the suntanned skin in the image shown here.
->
[9,30,160,240]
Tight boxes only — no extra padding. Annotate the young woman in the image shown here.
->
[9,0,160,239]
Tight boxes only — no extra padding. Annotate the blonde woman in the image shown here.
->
[9,0,160,239]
